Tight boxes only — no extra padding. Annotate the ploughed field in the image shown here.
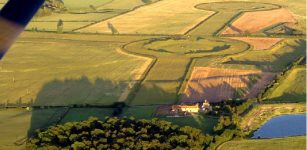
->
[222,8,297,35]
[181,67,275,103]
[228,37,283,50]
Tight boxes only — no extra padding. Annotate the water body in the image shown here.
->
[252,114,306,139]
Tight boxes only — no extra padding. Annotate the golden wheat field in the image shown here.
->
[78,0,215,34]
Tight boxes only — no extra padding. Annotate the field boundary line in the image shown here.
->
[116,48,153,102]
[184,11,218,35]
[187,2,282,36]
[74,0,164,32]
[217,4,282,36]
[120,39,159,106]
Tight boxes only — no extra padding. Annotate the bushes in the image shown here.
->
[27,117,213,149]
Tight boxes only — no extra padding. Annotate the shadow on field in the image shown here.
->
[35,76,125,106]
[181,81,239,103]
[125,81,177,106]
[27,76,125,136]
[223,39,306,72]
[266,93,306,103]
[27,76,177,137]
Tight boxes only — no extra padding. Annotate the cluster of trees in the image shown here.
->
[207,109,245,149]
[27,117,213,149]
[37,0,66,17]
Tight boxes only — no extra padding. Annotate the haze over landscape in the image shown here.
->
[0,0,306,149]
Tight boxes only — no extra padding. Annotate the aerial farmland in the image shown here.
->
[0,0,305,149]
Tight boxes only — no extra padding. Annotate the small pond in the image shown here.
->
[252,114,306,139]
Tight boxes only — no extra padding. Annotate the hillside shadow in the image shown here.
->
[223,39,306,72]
[266,93,306,103]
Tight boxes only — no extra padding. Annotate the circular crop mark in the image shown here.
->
[124,37,250,58]
[144,37,231,55]
[195,1,280,12]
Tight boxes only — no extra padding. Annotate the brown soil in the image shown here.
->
[181,67,275,103]
[222,8,297,35]
[229,37,283,50]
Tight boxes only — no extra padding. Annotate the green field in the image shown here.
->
[0,33,155,106]
[0,108,70,150]
[124,37,249,105]
[121,106,218,133]
[266,67,306,102]
[60,108,114,123]
[218,136,306,150]
[196,38,306,72]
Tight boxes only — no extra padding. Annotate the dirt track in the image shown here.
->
[116,48,153,102]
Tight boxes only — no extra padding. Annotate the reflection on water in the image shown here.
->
[252,114,306,139]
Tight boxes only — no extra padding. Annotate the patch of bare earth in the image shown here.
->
[181,67,275,103]
[222,8,297,35]
[229,37,283,50]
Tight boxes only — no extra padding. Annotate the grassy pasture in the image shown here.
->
[0,108,68,150]
[266,67,306,102]
[123,37,249,105]
[218,136,306,150]
[0,34,150,106]
[122,106,218,134]
[196,38,306,72]
[60,108,114,123]
[163,114,218,134]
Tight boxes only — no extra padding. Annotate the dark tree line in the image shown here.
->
[27,117,213,149]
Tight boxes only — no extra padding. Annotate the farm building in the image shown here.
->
[171,100,212,113]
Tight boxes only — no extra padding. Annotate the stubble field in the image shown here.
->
[181,67,275,103]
